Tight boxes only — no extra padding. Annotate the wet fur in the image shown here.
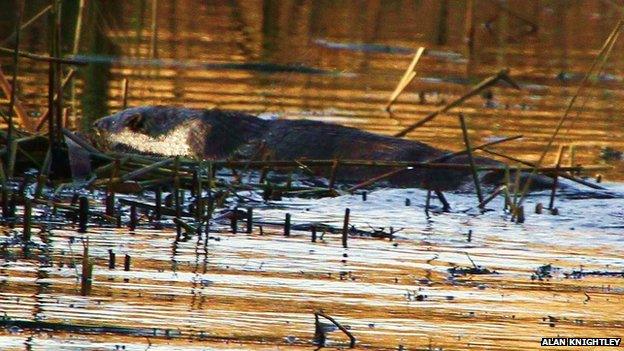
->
[93,106,551,190]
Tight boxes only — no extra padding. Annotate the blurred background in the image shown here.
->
[1,0,623,177]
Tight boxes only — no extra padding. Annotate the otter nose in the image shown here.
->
[92,119,107,131]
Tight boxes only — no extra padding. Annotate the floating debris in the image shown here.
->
[564,269,624,279]
[531,264,558,281]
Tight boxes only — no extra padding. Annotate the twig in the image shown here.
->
[0,66,29,129]
[119,158,174,182]
[548,145,566,209]
[205,159,609,172]
[516,17,624,207]
[394,69,520,137]
[458,114,483,203]
[121,78,129,109]
[0,47,87,65]
[6,0,24,177]
[478,185,506,208]
[0,4,52,46]
[61,128,101,154]
[314,310,356,348]
[150,0,158,59]
[35,69,77,131]
[465,252,478,269]
[385,46,425,110]
[70,0,85,127]
[481,148,605,190]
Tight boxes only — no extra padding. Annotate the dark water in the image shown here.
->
[1,1,624,350]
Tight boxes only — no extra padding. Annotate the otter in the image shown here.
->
[91,106,553,191]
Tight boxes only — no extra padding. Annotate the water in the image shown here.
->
[1,1,624,350]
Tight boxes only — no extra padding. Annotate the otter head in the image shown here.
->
[92,106,209,158]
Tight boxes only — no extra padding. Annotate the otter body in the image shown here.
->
[92,106,541,190]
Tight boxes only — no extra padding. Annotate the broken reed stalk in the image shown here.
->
[150,0,158,59]
[105,190,115,216]
[119,157,173,182]
[385,46,426,111]
[121,78,129,109]
[0,66,28,128]
[7,135,41,177]
[78,196,88,233]
[434,189,451,211]
[0,4,52,46]
[35,70,76,131]
[394,69,520,137]
[502,165,512,210]
[72,0,85,59]
[230,212,237,233]
[6,1,24,178]
[118,198,188,217]
[22,198,31,241]
[205,159,608,172]
[33,148,51,199]
[80,151,608,200]
[481,148,605,190]
[62,128,101,154]
[108,249,115,269]
[173,217,197,235]
[425,190,431,215]
[192,169,202,220]
[154,186,162,224]
[124,254,130,282]
[70,0,85,126]
[8,193,16,221]
[342,208,350,248]
[458,114,483,203]
[129,204,137,230]
[173,157,181,219]
[284,213,291,236]
[478,185,506,209]
[81,238,92,296]
[516,205,525,223]
[535,202,543,214]
[314,310,356,348]
[511,165,521,214]
[347,167,406,192]
[549,145,566,210]
[0,47,87,65]
[565,16,624,137]
[516,17,624,208]
[246,207,253,233]
[53,0,63,143]
[47,3,58,150]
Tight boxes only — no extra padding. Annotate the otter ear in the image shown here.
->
[126,113,144,131]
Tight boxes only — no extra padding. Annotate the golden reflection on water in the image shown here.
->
[0,217,623,350]
[1,1,624,350]
[0,0,623,178]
